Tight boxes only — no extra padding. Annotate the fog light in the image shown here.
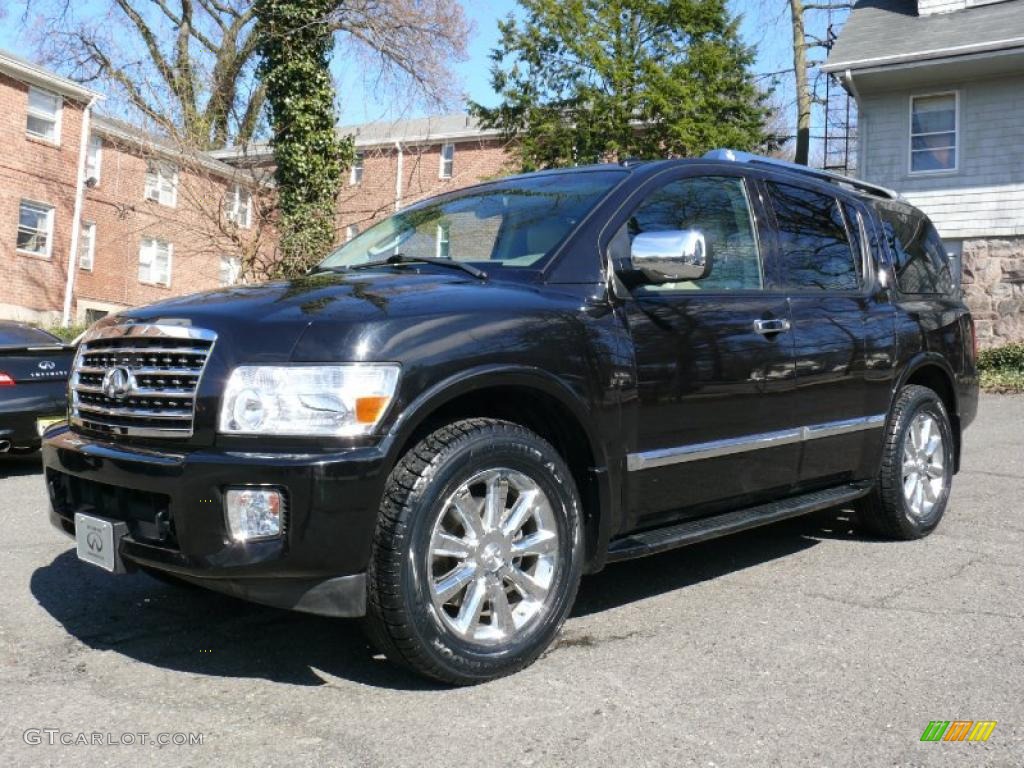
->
[225,488,284,541]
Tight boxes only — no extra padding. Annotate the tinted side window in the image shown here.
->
[878,208,954,295]
[623,176,763,291]
[766,182,859,291]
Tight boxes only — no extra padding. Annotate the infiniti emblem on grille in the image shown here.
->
[102,367,135,399]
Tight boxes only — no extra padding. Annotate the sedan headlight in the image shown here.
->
[218,364,400,436]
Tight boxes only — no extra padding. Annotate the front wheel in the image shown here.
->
[365,418,584,685]
[856,385,955,540]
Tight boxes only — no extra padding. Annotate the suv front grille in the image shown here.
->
[70,324,216,439]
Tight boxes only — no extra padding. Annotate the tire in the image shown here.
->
[365,418,584,685]
[856,385,955,540]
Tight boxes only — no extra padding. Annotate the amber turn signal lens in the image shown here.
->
[355,395,391,424]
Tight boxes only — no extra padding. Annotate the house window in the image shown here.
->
[440,143,455,179]
[350,152,364,185]
[436,222,451,259]
[225,184,252,228]
[144,162,178,206]
[345,224,360,242]
[219,255,241,286]
[17,200,54,258]
[79,221,96,270]
[138,238,172,286]
[26,86,61,143]
[84,308,108,325]
[911,93,958,173]
[85,134,102,183]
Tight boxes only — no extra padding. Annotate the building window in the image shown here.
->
[144,162,178,206]
[138,238,172,286]
[225,184,252,228]
[219,255,241,286]
[84,308,108,325]
[79,221,96,270]
[911,93,958,174]
[350,152,364,185]
[26,86,61,143]
[345,224,360,242]
[435,222,451,259]
[17,200,54,258]
[440,143,455,179]
[85,134,102,183]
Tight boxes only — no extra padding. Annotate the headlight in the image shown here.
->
[218,364,400,436]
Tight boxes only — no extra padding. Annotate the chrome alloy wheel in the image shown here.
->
[426,468,560,645]
[902,411,946,519]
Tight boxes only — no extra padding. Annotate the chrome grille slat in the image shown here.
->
[70,324,216,439]
[77,365,203,377]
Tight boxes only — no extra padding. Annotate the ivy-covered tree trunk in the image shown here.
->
[254,0,353,277]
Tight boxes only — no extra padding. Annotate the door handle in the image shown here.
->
[753,318,791,335]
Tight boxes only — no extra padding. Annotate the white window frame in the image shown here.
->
[26,86,62,144]
[225,184,252,228]
[345,224,360,242]
[439,143,455,179]
[350,152,364,185]
[144,162,179,207]
[909,91,959,176]
[17,199,55,259]
[219,254,242,286]
[79,221,96,271]
[435,222,451,259]
[138,237,173,287]
[85,134,103,184]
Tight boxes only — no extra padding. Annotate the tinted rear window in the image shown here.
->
[877,207,954,295]
[766,182,860,291]
[0,324,61,348]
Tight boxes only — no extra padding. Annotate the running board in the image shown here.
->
[606,483,872,563]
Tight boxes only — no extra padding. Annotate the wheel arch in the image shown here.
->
[380,366,614,572]
[895,354,961,472]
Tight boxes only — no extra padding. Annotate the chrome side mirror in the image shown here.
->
[630,230,712,283]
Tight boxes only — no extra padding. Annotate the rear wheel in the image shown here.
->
[365,418,584,685]
[856,385,954,539]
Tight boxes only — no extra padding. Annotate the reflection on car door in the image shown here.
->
[618,170,800,531]
[760,179,895,487]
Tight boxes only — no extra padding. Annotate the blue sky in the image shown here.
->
[0,0,798,126]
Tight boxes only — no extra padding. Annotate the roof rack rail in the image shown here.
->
[702,149,902,201]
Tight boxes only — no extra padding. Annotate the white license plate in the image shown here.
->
[75,513,123,572]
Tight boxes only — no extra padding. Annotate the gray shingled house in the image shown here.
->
[824,0,1024,345]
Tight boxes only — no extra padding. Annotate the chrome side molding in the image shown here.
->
[627,414,887,471]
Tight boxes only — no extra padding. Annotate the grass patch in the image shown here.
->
[978,342,1024,394]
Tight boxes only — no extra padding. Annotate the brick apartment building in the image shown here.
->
[0,50,275,327]
[0,49,517,328]
[211,114,517,242]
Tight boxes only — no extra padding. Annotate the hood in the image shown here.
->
[111,269,560,363]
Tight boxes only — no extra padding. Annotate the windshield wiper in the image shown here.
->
[347,253,488,280]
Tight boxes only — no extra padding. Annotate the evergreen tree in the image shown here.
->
[472,0,771,170]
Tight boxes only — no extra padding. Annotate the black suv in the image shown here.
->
[42,150,978,684]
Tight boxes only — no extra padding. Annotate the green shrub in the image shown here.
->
[977,342,1024,371]
[42,323,90,343]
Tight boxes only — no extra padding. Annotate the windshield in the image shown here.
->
[319,170,626,273]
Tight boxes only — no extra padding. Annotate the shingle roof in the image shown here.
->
[823,0,1024,72]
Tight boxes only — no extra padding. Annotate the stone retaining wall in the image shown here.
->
[961,236,1024,347]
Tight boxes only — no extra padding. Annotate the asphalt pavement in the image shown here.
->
[0,395,1021,767]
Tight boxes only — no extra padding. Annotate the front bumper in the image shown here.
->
[42,426,389,616]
